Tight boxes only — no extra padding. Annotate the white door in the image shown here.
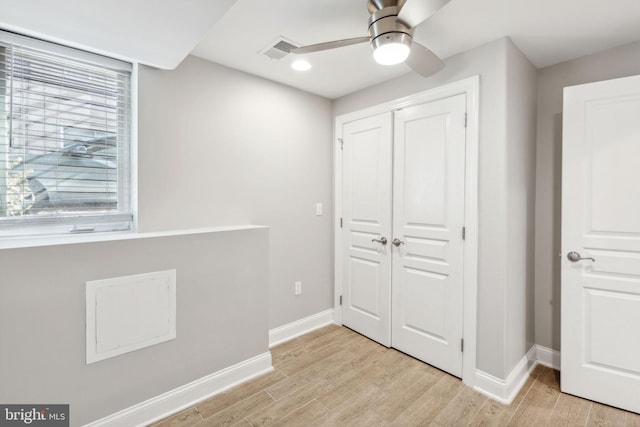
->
[341,112,393,346]
[561,74,640,413]
[391,95,467,377]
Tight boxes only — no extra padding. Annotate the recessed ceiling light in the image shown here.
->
[291,59,312,71]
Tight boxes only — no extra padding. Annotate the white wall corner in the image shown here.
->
[474,345,537,404]
[269,309,335,348]
[535,345,561,370]
[82,352,273,427]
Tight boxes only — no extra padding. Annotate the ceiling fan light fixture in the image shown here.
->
[371,32,411,65]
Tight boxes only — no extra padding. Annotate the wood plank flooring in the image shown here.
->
[150,325,640,427]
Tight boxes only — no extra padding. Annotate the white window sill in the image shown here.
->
[0,225,267,250]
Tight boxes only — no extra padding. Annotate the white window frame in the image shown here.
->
[0,30,137,242]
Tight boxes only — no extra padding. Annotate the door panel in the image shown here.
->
[403,268,447,341]
[391,94,467,377]
[341,112,393,346]
[403,113,447,225]
[586,289,640,373]
[562,75,640,413]
[349,256,382,318]
[588,98,640,233]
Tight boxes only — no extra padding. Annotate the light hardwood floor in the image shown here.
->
[151,325,640,427]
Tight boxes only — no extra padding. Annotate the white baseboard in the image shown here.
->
[83,352,273,427]
[474,345,561,404]
[474,345,537,404]
[535,344,560,370]
[269,309,335,347]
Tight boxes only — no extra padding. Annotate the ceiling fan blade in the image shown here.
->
[397,0,451,28]
[291,36,370,54]
[406,42,444,77]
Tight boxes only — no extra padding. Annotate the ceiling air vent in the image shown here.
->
[261,37,299,60]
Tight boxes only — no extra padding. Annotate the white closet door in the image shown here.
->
[341,112,393,346]
[561,75,640,413]
[391,94,467,377]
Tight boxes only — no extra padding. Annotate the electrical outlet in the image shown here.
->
[294,281,302,295]
[316,203,323,216]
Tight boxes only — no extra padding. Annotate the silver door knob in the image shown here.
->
[392,238,405,247]
[567,251,595,262]
[372,237,388,245]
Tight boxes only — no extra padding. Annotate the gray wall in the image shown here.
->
[0,55,336,425]
[534,40,640,351]
[504,41,538,373]
[138,56,334,328]
[334,37,538,379]
[0,228,269,426]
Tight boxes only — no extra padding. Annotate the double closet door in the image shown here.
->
[341,94,467,377]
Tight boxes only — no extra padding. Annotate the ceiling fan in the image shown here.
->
[290,0,450,77]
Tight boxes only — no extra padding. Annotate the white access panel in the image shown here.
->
[86,269,177,364]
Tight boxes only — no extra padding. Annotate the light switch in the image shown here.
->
[316,203,323,216]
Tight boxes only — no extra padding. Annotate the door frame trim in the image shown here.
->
[333,75,480,386]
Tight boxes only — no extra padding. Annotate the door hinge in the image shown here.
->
[338,138,344,150]
[462,226,466,241]
[339,295,343,306]
[461,338,464,352]
[340,217,343,228]
[464,113,468,128]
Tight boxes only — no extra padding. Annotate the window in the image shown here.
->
[0,31,133,238]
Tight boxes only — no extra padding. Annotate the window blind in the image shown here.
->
[0,32,133,237]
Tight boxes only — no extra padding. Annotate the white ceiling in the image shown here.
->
[2,0,639,99]
[192,0,640,99]
[0,0,236,69]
